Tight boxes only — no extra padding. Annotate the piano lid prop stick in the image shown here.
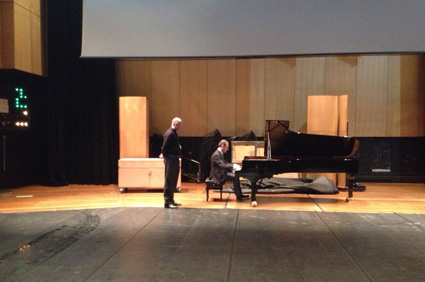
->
[267,131,271,160]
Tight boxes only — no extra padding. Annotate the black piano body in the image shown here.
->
[235,120,359,206]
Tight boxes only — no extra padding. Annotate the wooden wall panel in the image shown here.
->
[30,12,42,75]
[1,2,15,68]
[151,60,180,135]
[207,59,236,136]
[115,54,425,138]
[264,57,295,128]
[0,3,3,67]
[419,56,425,136]
[1,0,45,75]
[400,55,420,136]
[119,97,149,158]
[15,0,41,14]
[338,95,348,135]
[115,61,128,96]
[14,3,33,73]
[387,55,401,136]
[355,55,388,136]
[179,60,208,136]
[325,56,357,135]
[235,58,265,136]
[115,60,152,98]
[294,57,326,132]
[307,96,338,135]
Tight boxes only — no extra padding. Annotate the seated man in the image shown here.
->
[210,139,249,201]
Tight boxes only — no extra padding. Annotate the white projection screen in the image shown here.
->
[81,0,425,58]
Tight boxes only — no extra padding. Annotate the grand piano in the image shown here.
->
[235,120,359,207]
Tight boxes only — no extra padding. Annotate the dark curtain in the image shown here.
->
[46,0,119,186]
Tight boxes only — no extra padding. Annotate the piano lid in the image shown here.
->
[264,120,359,158]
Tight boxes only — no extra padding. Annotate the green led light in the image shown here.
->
[14,87,29,110]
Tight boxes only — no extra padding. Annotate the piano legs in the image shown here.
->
[244,176,261,207]
[346,174,355,202]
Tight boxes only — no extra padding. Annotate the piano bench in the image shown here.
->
[205,179,223,202]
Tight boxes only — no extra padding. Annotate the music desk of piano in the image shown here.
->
[235,126,359,207]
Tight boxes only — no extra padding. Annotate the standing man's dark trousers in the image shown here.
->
[164,154,179,205]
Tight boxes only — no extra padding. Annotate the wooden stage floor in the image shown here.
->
[1,182,425,214]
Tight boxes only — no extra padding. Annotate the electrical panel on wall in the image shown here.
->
[0,84,30,130]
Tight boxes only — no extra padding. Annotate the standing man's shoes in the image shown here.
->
[164,203,178,209]
[172,202,182,206]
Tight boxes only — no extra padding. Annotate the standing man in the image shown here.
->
[210,139,249,201]
[160,117,182,209]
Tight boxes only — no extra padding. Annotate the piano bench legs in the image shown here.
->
[205,181,223,202]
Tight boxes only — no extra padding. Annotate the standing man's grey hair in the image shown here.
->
[171,117,182,128]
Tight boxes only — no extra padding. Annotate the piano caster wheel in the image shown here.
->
[120,188,128,193]
[251,201,257,207]
[346,197,352,202]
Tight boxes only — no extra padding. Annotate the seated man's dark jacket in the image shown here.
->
[210,149,233,185]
